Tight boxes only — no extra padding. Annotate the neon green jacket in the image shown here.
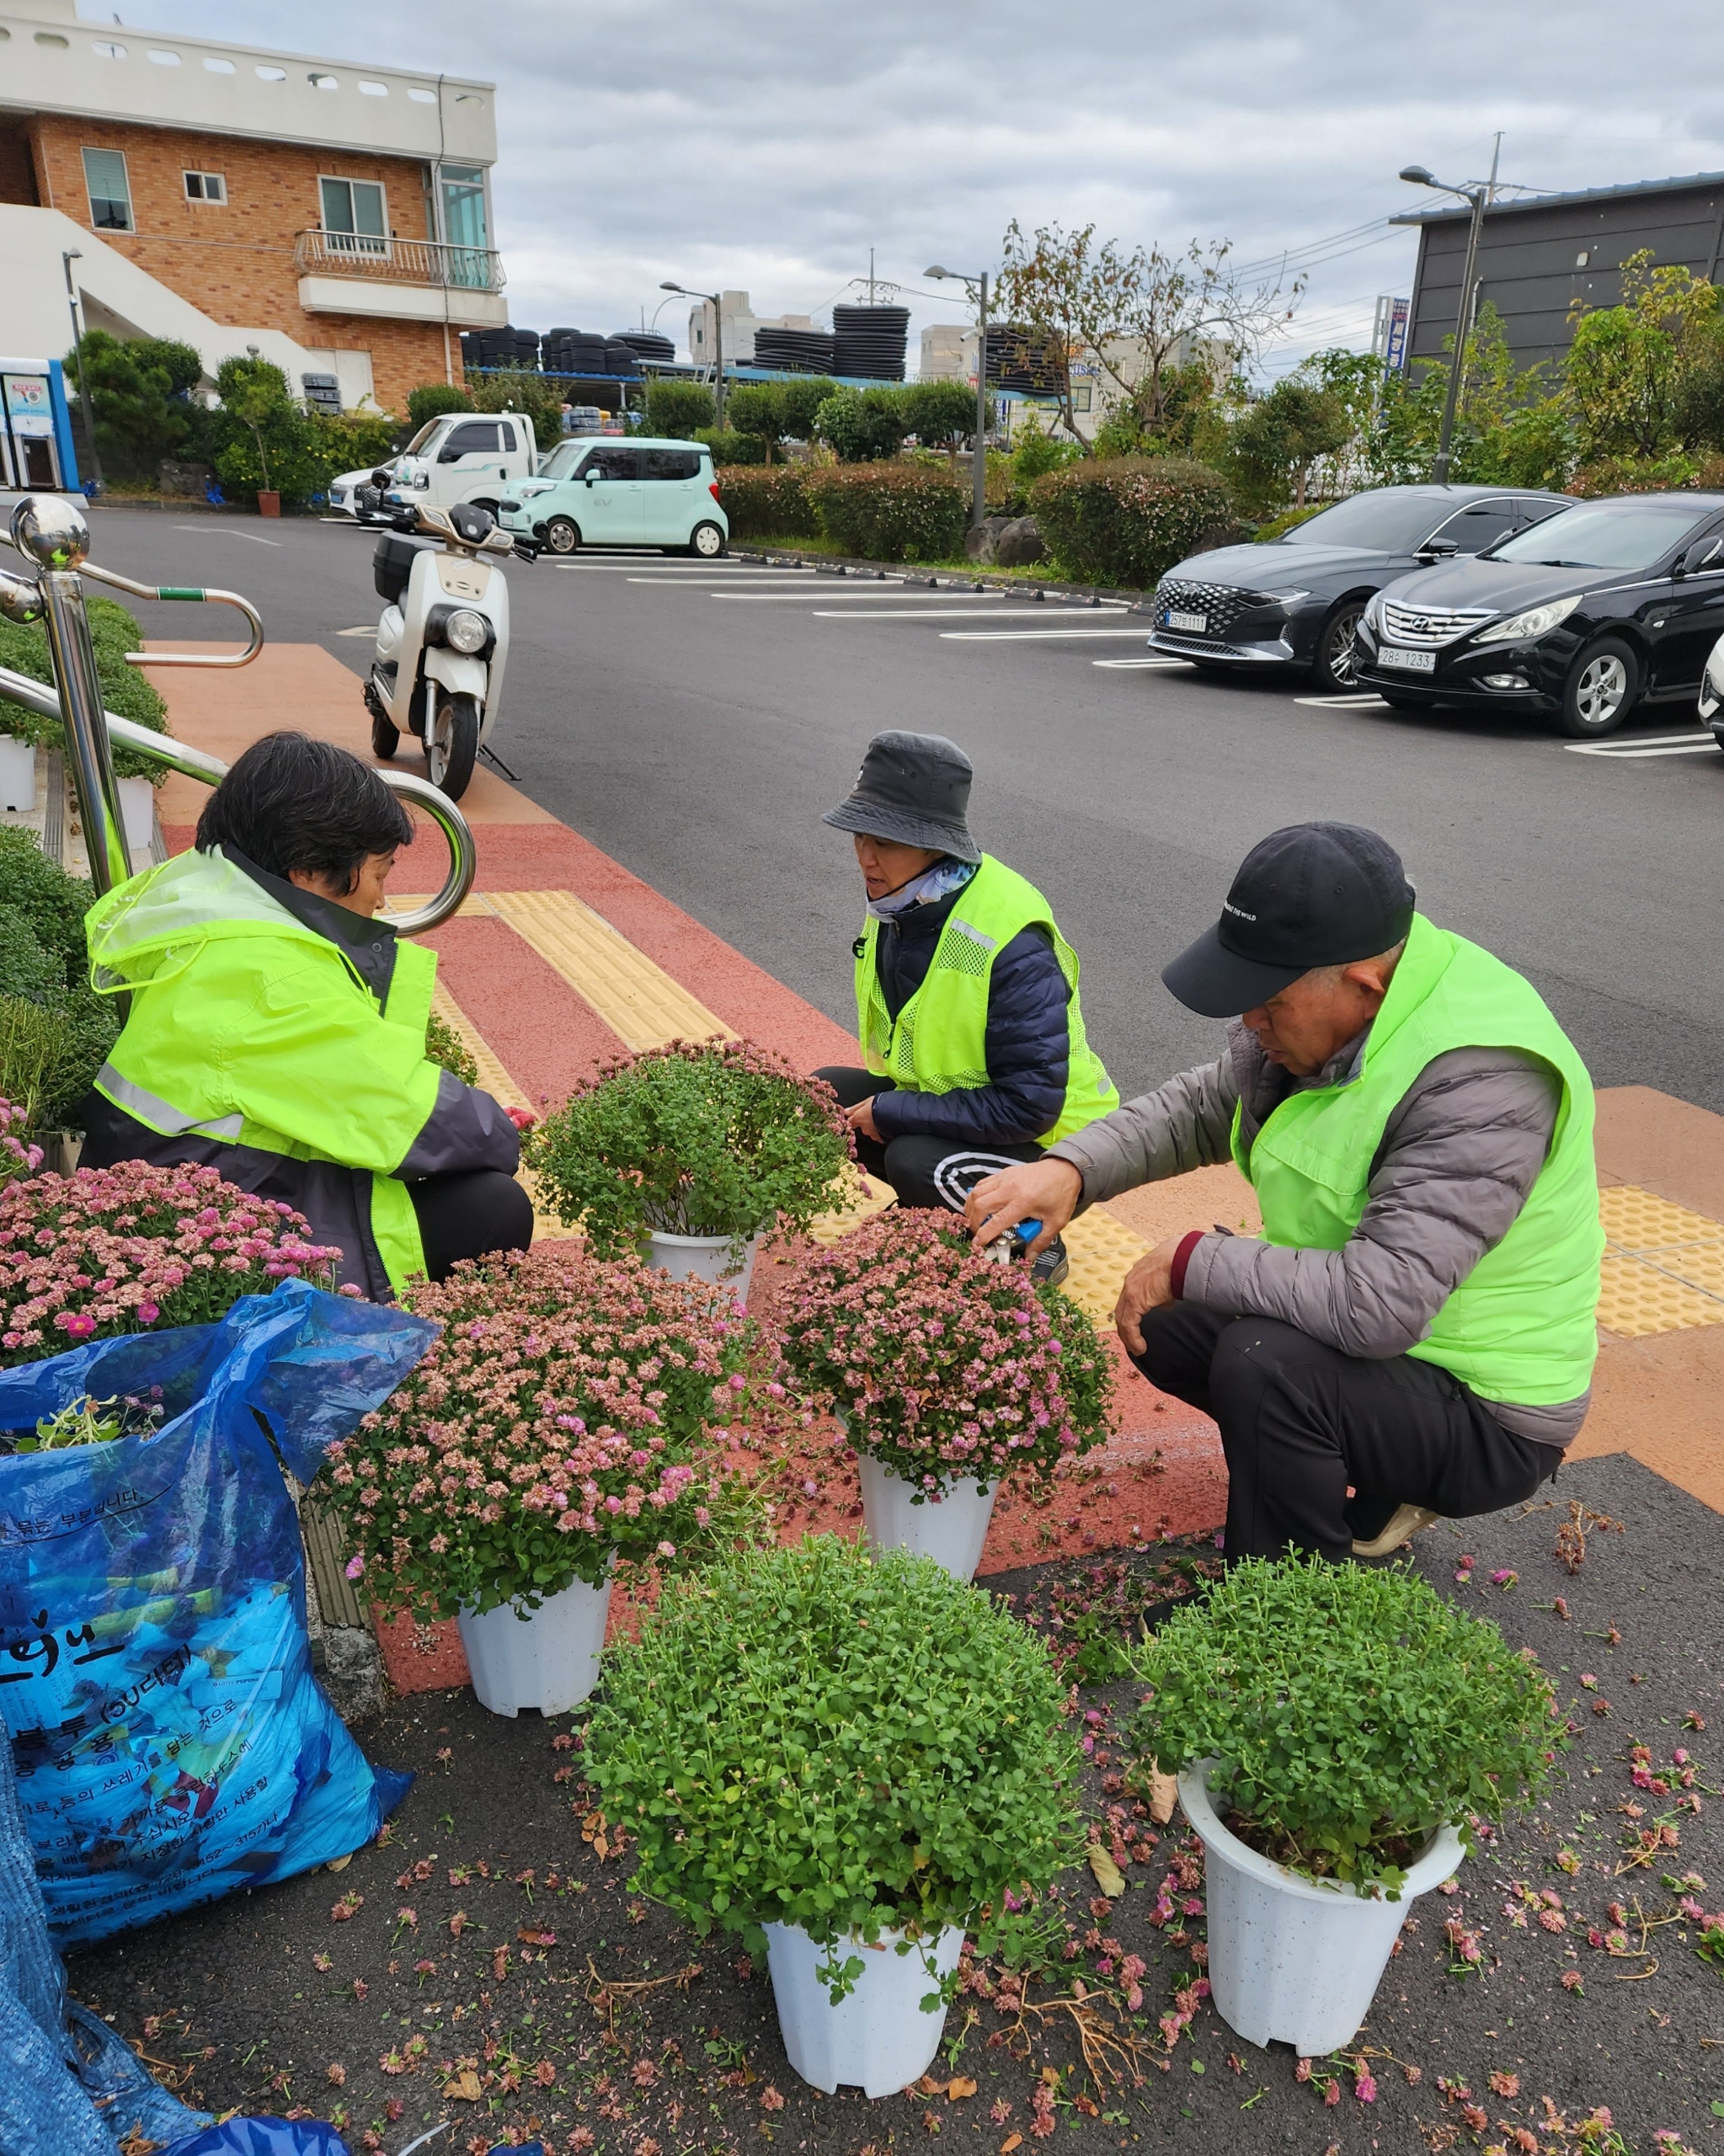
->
[80,846,519,1298]
[853,853,1118,1146]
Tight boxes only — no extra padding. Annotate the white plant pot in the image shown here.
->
[117,775,157,856]
[642,1228,761,1302]
[765,1920,965,2097]
[857,1454,996,1582]
[456,1565,614,1717]
[0,734,35,813]
[1178,1760,1465,2056]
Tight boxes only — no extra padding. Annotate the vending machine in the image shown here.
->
[0,360,82,494]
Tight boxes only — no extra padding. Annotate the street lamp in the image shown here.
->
[61,250,102,495]
[1399,163,1491,485]
[660,280,724,426]
[926,264,990,529]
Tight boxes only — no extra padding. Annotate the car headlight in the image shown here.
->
[1258,589,1310,607]
[445,608,488,654]
[1362,593,1384,631]
[1473,594,1582,645]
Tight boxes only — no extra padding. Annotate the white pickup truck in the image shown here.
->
[327,411,538,518]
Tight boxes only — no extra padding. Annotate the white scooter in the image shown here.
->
[1700,628,1724,753]
[357,476,524,801]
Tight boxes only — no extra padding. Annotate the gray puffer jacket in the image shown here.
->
[1046,1021,1588,1445]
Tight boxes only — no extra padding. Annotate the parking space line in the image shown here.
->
[1565,736,1718,758]
[1294,693,1388,708]
[814,607,1059,621]
[1092,657,1188,670]
[939,627,1161,641]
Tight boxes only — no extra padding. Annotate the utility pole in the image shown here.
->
[659,280,724,427]
[925,264,990,530]
[61,251,102,494]
[1399,163,1497,485]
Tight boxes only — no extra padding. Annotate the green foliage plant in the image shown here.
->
[407,382,473,430]
[1008,410,1082,494]
[802,461,968,561]
[323,1244,761,1610]
[526,1039,854,1259]
[899,379,979,451]
[1565,250,1724,465]
[0,595,171,780]
[694,427,766,466]
[812,386,909,463]
[723,381,783,459]
[777,1209,1113,1497]
[644,380,718,439]
[64,330,202,481]
[1225,376,1352,519]
[1031,456,1237,587]
[467,367,565,452]
[424,1009,478,1087]
[0,833,122,1126]
[1129,1556,1558,1893]
[583,1534,1083,1994]
[771,376,840,444]
[1252,502,1326,542]
[711,465,817,539]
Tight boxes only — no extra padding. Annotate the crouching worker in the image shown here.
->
[967,822,1604,1563]
[814,729,1118,1284]
[79,730,531,1299]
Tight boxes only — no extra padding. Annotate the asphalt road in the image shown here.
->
[72,506,1724,1113]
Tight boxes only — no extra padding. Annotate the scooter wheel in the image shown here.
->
[371,710,400,760]
[424,690,479,801]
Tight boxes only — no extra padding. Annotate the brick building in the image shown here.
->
[0,0,506,417]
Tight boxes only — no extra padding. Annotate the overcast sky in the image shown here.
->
[85,0,1724,379]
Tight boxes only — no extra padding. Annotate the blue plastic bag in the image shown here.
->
[163,2120,350,2156]
[0,1280,436,1945]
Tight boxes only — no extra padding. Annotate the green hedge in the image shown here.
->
[0,595,170,782]
[802,462,968,562]
[695,428,767,466]
[713,465,818,540]
[1031,456,1239,588]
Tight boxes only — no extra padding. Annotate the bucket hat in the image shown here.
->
[820,731,980,863]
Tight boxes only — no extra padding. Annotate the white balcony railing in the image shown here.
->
[293,229,506,295]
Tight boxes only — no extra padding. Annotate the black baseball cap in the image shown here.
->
[1161,823,1416,1018]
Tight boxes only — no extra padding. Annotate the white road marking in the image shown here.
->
[939,627,1162,641]
[173,525,280,545]
[1294,692,1388,709]
[812,607,1057,621]
[1092,658,1189,670]
[1565,735,1719,758]
[334,626,375,638]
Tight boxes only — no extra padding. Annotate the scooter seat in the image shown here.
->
[372,532,437,606]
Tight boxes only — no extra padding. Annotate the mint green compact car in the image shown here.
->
[500,436,729,557]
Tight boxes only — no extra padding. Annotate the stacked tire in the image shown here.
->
[831,304,909,382]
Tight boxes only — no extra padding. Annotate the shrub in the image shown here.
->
[712,465,817,540]
[0,1161,342,1365]
[777,1210,1113,1495]
[0,594,172,781]
[645,380,717,438]
[694,427,766,466]
[772,376,840,443]
[306,408,400,495]
[64,330,201,482]
[467,368,564,452]
[1129,1556,1558,1891]
[1568,451,1713,498]
[584,1535,1083,1983]
[900,379,979,451]
[205,355,316,504]
[1253,502,1327,542]
[526,1040,853,1260]
[1032,456,1238,588]
[406,383,472,430]
[0,833,122,1127]
[813,386,909,463]
[802,462,969,562]
[424,1009,478,1087]
[323,1246,759,1612]
[721,381,782,457]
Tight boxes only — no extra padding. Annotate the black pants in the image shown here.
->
[814,1066,1045,1214]
[1130,1303,1562,1563]
[407,1169,535,1283]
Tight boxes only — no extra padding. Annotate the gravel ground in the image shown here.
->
[72,1454,1724,2156]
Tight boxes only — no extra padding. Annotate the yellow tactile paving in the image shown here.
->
[1596,1182,1724,1337]
[384,892,499,922]
[1599,1185,1723,1251]
[1597,1253,1724,1338]
[428,978,571,1242]
[807,1169,899,1246]
[1064,1205,1152,1326]
[484,889,737,1053]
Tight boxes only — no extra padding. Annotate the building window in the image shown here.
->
[319,175,387,256]
[1072,383,1092,413]
[184,171,227,204]
[82,147,132,232]
[439,165,488,286]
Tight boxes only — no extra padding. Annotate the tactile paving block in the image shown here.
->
[430,978,570,1241]
[1596,1253,1724,1338]
[807,1170,899,1246]
[1599,1184,1724,1253]
[486,889,736,1053]
[1061,1205,1153,1326]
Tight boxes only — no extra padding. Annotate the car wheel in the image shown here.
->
[1310,603,1365,692]
[687,520,726,559]
[370,709,399,760]
[544,516,580,555]
[1558,637,1639,738]
[424,689,479,800]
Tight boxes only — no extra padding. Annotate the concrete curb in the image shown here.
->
[733,546,1153,611]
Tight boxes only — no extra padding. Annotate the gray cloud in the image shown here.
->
[88,0,1724,373]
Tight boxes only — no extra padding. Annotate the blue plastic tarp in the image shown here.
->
[0,1279,436,1947]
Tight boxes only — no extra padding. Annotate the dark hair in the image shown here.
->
[195,732,413,893]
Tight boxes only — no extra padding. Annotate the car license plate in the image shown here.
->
[1377,646,1436,672]
[1166,610,1207,632]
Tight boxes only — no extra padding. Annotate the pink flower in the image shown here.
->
[1354,2073,1377,2103]
[657,1541,675,1558]
[136,1301,160,1325]
[344,1555,366,1580]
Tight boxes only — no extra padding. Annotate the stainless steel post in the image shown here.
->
[10,496,131,889]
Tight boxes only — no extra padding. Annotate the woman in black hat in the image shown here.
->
[814,729,1118,1283]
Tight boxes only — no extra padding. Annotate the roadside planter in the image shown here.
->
[584,1536,1081,2096]
[527,1040,854,1305]
[779,1210,1113,1579]
[323,1245,760,1718]
[1130,1556,1557,2054]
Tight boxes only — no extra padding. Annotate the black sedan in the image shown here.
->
[1353,493,1724,737]
[1147,484,1572,691]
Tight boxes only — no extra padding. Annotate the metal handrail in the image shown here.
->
[292,228,507,295]
[78,559,264,670]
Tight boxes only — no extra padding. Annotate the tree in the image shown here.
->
[899,379,977,451]
[772,376,839,443]
[210,355,304,499]
[723,381,784,459]
[1369,306,1569,488]
[1564,249,1724,464]
[63,329,201,480]
[407,382,472,431]
[468,367,564,451]
[1225,377,1352,517]
[995,220,1301,454]
[813,387,907,462]
[644,380,717,438]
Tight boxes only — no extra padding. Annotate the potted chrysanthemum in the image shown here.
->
[526,1039,854,1297]
[584,1535,1081,2097]
[776,1209,1113,1578]
[1130,1556,1558,2057]
[322,1245,761,1717]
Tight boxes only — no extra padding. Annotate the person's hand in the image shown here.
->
[964,1157,1082,1258]
[846,1097,883,1144]
[1113,1233,1195,1354]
